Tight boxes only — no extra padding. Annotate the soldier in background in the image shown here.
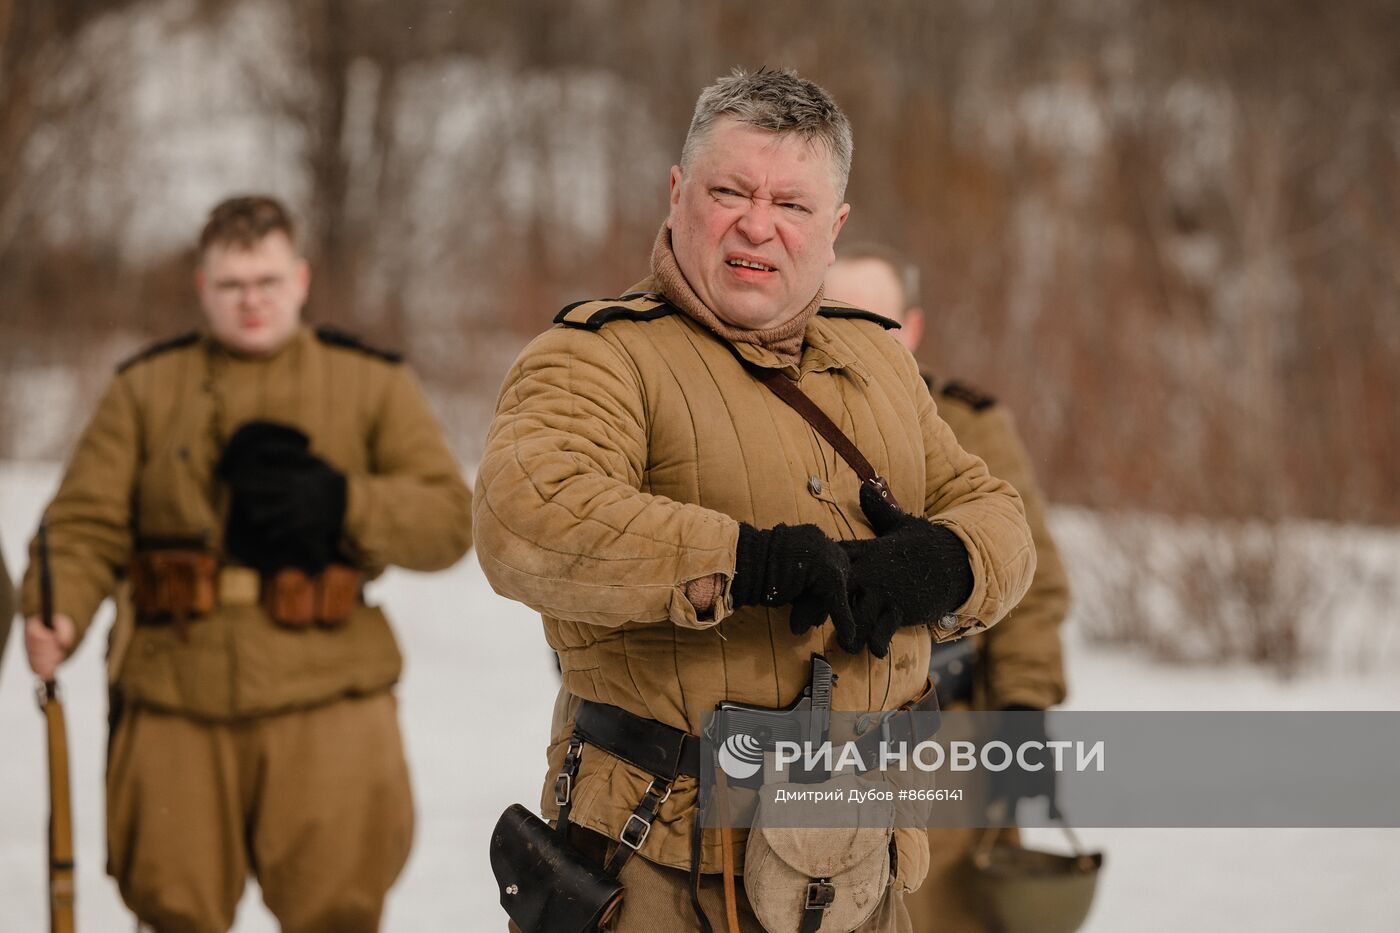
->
[21,195,473,933]
[827,244,1071,933]
[1,535,13,672]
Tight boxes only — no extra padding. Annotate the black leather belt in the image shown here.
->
[577,682,941,782]
[851,680,943,763]
[575,700,702,781]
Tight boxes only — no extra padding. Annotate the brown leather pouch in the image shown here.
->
[131,550,218,622]
[315,564,364,626]
[264,568,317,627]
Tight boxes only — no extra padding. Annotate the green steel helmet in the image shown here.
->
[968,829,1104,933]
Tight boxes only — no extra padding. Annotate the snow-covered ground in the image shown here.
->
[2,462,1398,931]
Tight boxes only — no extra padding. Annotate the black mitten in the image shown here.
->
[218,420,347,575]
[732,523,861,653]
[986,706,1061,821]
[217,421,310,476]
[838,482,974,658]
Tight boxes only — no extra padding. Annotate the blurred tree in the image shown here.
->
[0,0,1396,529]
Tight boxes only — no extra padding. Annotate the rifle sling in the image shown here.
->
[43,694,76,933]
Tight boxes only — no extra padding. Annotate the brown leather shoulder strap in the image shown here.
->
[719,338,901,510]
[753,368,880,484]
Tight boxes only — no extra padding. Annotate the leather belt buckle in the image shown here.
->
[619,813,651,851]
[805,879,835,909]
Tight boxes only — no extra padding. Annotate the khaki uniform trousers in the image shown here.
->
[107,691,414,933]
[905,701,1003,933]
[905,826,1001,933]
[509,834,912,933]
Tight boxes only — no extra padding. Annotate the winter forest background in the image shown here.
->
[4,0,1397,672]
[1,1,1399,929]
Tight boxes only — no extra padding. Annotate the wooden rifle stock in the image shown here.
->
[37,523,76,933]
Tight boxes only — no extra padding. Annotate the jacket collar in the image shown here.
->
[624,275,868,382]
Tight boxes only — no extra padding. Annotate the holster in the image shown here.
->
[263,564,364,627]
[130,550,218,637]
[490,804,623,933]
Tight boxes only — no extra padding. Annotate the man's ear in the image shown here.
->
[666,165,683,227]
[826,203,851,265]
[902,307,926,354]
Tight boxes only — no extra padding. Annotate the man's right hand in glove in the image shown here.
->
[986,706,1061,822]
[731,523,862,653]
[839,482,975,658]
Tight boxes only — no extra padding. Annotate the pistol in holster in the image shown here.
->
[707,654,837,788]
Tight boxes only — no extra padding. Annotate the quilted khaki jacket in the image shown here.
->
[475,283,1036,879]
[21,325,473,719]
[930,379,1069,710]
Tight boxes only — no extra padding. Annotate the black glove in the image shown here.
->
[732,522,861,653]
[986,705,1061,821]
[837,482,974,658]
[218,420,348,575]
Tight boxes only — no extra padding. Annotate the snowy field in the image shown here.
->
[2,461,1398,931]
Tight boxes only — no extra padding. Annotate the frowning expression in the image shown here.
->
[667,118,850,331]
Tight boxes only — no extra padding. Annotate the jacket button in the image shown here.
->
[808,476,823,495]
[937,614,959,633]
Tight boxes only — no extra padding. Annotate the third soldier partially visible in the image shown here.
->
[827,243,1071,933]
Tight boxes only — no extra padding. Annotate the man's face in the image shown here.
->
[196,231,309,357]
[667,118,850,331]
[825,257,924,354]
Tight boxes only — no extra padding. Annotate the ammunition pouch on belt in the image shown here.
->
[263,564,364,627]
[131,550,365,632]
[130,550,218,636]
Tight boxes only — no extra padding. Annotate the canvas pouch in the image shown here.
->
[743,775,896,933]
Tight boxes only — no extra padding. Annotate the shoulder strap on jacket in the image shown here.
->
[816,300,900,330]
[939,379,997,412]
[554,293,678,330]
[117,331,199,372]
[313,325,403,363]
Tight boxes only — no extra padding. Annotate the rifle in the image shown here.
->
[36,523,76,933]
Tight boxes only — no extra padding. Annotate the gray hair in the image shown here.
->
[681,68,854,201]
[835,242,922,307]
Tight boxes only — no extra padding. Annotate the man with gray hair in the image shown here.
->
[477,69,1035,931]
